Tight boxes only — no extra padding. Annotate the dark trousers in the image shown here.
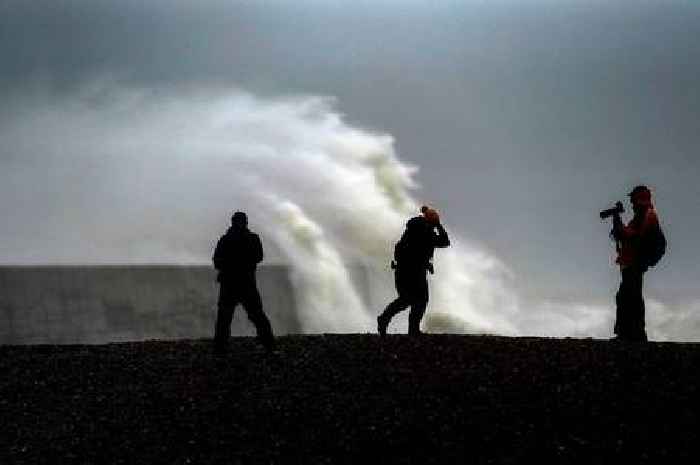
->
[214,281,274,348]
[380,267,429,335]
[614,266,647,341]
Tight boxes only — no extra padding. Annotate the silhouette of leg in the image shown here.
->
[638,288,647,341]
[626,269,647,341]
[408,301,428,335]
[214,284,237,351]
[634,296,647,342]
[379,267,428,335]
[407,275,429,335]
[615,267,647,341]
[614,280,625,338]
[378,296,411,335]
[242,287,275,349]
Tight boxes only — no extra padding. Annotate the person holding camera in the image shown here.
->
[377,206,450,336]
[601,185,666,342]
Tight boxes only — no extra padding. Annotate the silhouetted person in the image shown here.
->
[610,185,666,342]
[213,211,274,352]
[378,206,450,336]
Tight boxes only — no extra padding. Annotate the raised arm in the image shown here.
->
[433,223,450,248]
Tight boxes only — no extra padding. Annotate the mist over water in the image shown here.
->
[1,84,696,339]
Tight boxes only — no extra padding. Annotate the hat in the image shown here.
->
[628,185,651,197]
[628,185,652,206]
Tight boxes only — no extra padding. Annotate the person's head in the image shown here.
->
[231,211,248,229]
[421,205,440,225]
[628,185,653,214]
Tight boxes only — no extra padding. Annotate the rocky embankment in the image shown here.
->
[1,335,699,464]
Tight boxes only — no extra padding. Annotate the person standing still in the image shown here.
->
[610,186,666,342]
[213,211,275,352]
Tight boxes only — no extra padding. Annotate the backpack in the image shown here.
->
[642,225,667,268]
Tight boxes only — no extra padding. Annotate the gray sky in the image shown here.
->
[1,0,699,304]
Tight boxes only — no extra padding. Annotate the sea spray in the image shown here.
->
[264,200,371,332]
[0,84,616,337]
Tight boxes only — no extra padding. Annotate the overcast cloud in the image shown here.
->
[1,0,699,322]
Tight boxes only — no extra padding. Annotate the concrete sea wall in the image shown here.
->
[0,266,302,344]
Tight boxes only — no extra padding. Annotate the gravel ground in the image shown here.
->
[1,335,699,464]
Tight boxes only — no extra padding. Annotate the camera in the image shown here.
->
[600,201,624,219]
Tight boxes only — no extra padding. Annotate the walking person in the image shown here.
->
[377,206,450,336]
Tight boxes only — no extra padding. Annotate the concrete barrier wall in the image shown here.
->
[0,266,302,344]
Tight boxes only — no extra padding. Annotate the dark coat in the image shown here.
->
[213,226,263,283]
[394,216,450,272]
